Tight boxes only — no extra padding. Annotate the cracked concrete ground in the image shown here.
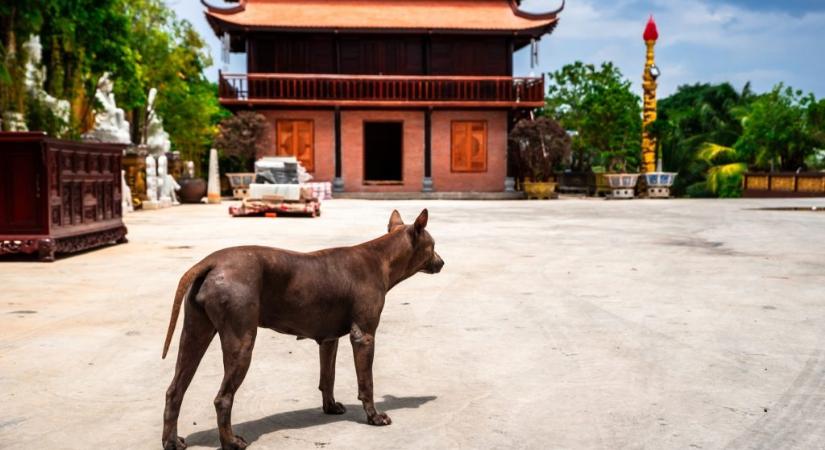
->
[1,198,824,449]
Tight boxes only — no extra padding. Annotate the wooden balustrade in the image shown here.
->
[743,172,825,198]
[218,73,545,108]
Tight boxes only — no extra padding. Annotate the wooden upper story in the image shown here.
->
[205,0,563,108]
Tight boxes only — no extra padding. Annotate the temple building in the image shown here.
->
[205,0,563,193]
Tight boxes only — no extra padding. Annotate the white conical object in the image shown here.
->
[207,148,221,204]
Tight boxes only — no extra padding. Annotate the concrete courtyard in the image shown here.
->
[1,198,824,449]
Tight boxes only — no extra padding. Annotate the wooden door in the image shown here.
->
[276,120,314,172]
[0,144,46,234]
[451,121,487,172]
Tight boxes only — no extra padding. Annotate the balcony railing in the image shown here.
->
[218,73,545,108]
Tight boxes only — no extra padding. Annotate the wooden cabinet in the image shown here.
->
[0,132,128,261]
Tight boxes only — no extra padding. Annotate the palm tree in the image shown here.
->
[654,83,752,195]
[692,143,747,198]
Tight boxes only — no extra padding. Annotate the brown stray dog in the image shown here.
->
[161,209,444,450]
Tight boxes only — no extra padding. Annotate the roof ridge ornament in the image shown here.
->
[643,15,659,41]
[201,0,246,14]
[509,0,565,20]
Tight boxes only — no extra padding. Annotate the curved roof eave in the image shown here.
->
[509,0,565,20]
[205,15,559,38]
[202,0,247,14]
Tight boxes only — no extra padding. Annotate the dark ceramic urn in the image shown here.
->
[178,177,207,204]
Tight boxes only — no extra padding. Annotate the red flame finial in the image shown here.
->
[643,15,659,42]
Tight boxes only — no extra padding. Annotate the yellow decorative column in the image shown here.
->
[641,16,660,174]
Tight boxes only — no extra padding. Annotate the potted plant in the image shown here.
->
[509,117,572,199]
[600,147,641,199]
[214,111,269,198]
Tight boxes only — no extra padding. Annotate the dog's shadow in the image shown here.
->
[184,394,437,448]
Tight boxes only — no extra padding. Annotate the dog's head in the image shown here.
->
[388,209,444,274]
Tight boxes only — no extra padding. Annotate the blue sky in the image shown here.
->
[172,0,825,98]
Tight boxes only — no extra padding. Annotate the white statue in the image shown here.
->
[23,35,45,90]
[158,154,170,204]
[83,72,131,144]
[2,112,28,132]
[184,160,196,179]
[121,170,134,213]
[157,154,180,206]
[144,155,160,209]
[167,173,181,205]
[22,35,70,135]
[145,88,171,155]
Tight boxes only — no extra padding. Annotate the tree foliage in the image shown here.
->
[652,83,751,195]
[0,0,225,169]
[691,143,747,198]
[544,61,642,172]
[214,111,269,172]
[114,0,227,165]
[509,117,572,182]
[38,0,137,134]
[656,82,824,197]
[736,84,824,171]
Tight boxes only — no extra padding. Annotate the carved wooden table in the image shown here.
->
[0,132,128,261]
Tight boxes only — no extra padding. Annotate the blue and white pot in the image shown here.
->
[644,172,678,198]
[605,173,640,199]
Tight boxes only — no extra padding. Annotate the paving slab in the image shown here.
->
[1,198,824,449]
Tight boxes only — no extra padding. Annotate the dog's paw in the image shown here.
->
[323,401,347,415]
[367,412,392,426]
[163,436,186,450]
[221,435,248,450]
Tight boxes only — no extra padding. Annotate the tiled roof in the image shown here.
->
[204,0,561,33]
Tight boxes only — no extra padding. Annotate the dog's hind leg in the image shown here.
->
[162,300,216,450]
[213,311,257,450]
[319,339,346,414]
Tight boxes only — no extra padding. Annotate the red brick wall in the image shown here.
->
[431,110,507,192]
[341,110,424,192]
[257,110,335,183]
[254,109,507,192]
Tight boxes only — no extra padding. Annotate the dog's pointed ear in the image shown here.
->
[414,209,428,233]
[388,209,404,232]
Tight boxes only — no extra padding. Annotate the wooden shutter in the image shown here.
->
[295,121,314,172]
[451,121,487,172]
[276,120,314,172]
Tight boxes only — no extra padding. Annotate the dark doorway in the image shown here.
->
[363,122,403,183]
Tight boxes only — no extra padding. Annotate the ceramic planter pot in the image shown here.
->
[644,172,677,198]
[178,177,207,204]
[226,172,256,199]
[523,181,558,200]
[605,173,640,199]
[592,173,611,197]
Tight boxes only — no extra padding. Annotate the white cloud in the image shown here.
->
[517,0,825,97]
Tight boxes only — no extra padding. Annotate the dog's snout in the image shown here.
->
[432,253,445,273]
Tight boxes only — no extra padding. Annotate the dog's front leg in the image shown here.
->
[350,323,391,426]
[319,339,346,414]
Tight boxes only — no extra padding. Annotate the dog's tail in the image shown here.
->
[162,261,212,359]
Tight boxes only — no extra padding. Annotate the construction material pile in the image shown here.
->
[229,157,322,218]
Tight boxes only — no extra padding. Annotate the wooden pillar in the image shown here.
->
[422,109,433,192]
[333,107,344,192]
[505,111,516,192]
